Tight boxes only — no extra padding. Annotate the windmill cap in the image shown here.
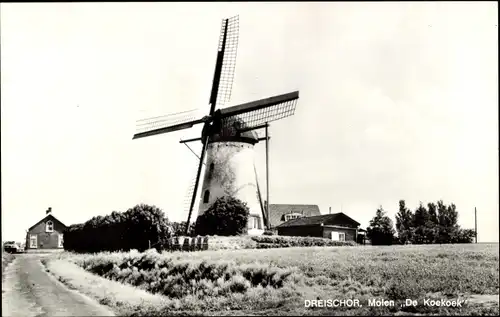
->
[209,115,258,144]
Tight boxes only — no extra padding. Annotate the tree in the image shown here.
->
[425,202,440,243]
[427,203,439,226]
[123,204,173,251]
[412,202,435,244]
[194,196,250,236]
[367,206,395,245]
[451,229,476,243]
[395,200,414,244]
[413,202,430,227]
[436,200,460,243]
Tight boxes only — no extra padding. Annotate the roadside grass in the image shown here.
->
[43,258,173,316]
[47,243,499,316]
[2,251,15,278]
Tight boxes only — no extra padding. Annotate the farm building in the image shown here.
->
[267,204,321,229]
[276,212,365,243]
[25,208,67,252]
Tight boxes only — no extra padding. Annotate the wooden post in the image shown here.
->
[475,207,477,244]
[265,123,270,230]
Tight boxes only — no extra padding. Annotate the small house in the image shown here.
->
[25,208,67,252]
[276,212,363,243]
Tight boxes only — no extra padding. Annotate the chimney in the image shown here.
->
[46,207,52,215]
[329,206,331,214]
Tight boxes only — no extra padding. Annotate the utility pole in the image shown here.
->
[265,123,270,229]
[475,207,477,244]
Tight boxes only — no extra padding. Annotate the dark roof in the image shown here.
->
[209,115,258,143]
[268,204,321,228]
[276,212,360,228]
[27,213,67,232]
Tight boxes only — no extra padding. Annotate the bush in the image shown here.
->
[64,204,172,253]
[194,196,250,236]
[451,228,476,243]
[251,235,356,248]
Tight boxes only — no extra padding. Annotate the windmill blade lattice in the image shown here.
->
[183,161,205,216]
[183,175,197,214]
[221,92,299,130]
[135,109,200,134]
[214,16,239,109]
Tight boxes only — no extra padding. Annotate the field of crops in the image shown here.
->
[51,243,499,316]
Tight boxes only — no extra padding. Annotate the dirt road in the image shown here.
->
[2,254,114,317]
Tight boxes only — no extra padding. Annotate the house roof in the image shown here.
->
[27,213,67,232]
[276,212,360,228]
[268,204,321,228]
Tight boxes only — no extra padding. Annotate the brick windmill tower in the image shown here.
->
[133,16,299,235]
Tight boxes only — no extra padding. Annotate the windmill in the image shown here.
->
[132,16,299,235]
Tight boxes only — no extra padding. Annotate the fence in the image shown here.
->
[161,236,209,252]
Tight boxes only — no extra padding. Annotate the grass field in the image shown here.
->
[45,243,499,316]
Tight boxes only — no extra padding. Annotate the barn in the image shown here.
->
[25,208,67,252]
[276,212,364,243]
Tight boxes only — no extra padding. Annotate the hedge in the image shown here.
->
[64,204,172,253]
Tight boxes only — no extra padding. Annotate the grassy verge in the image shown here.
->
[48,244,499,316]
[43,259,175,316]
[2,251,15,278]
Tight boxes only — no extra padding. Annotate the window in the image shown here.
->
[208,163,215,179]
[46,220,54,232]
[58,234,64,248]
[284,213,303,222]
[339,233,346,242]
[30,235,38,248]
[203,190,210,203]
[331,231,346,242]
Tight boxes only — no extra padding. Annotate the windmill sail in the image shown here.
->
[133,109,205,140]
[220,91,299,130]
[183,171,200,215]
[214,16,239,109]
[208,15,239,115]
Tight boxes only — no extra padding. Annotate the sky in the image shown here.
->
[1,2,498,242]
